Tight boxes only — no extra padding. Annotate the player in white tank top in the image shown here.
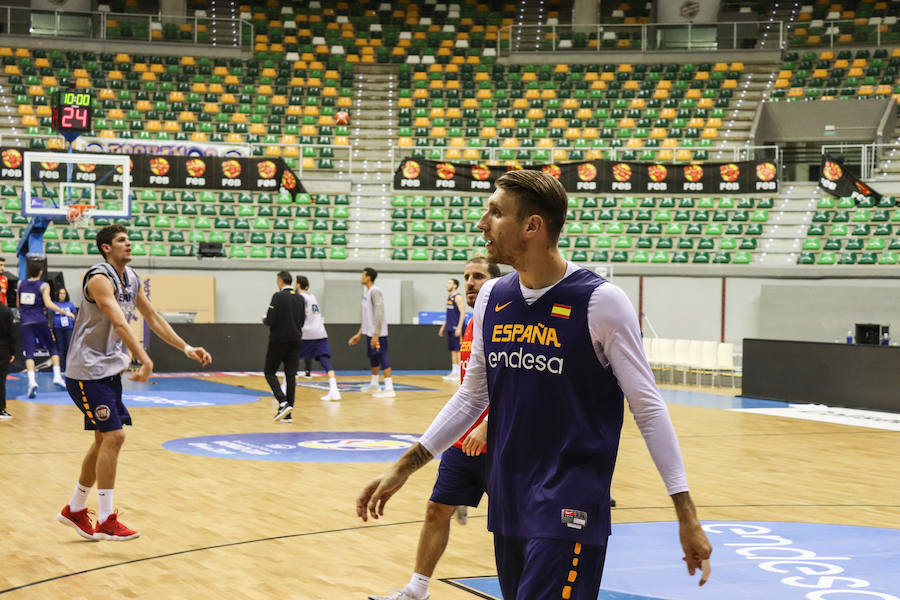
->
[348,267,394,398]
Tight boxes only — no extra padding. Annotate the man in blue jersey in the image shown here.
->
[357,170,712,599]
[438,278,465,383]
[18,259,75,397]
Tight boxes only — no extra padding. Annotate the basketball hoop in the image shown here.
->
[66,203,96,226]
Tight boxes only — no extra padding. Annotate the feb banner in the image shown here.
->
[818,154,883,206]
[395,158,778,195]
[0,148,305,195]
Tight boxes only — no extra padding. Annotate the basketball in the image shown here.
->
[335,110,350,126]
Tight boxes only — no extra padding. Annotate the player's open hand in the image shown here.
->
[680,519,712,586]
[348,333,361,346]
[129,361,153,382]
[461,420,488,456]
[355,467,409,522]
[187,346,212,366]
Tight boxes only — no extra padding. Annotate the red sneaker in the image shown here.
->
[93,512,140,541]
[57,505,98,541]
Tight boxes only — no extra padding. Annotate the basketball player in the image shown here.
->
[369,257,500,600]
[296,275,340,401]
[348,267,394,398]
[357,171,712,599]
[438,278,465,383]
[19,260,74,397]
[57,225,212,541]
[0,256,8,305]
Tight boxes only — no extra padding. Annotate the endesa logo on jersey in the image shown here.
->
[488,322,564,374]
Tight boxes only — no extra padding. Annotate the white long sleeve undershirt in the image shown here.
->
[418,262,689,495]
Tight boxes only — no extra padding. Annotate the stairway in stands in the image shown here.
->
[348,65,398,260]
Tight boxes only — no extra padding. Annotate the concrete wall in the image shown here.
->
[42,259,900,350]
[757,99,892,143]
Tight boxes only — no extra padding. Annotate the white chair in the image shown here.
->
[654,338,676,383]
[671,339,693,384]
[694,341,720,386]
[716,342,742,388]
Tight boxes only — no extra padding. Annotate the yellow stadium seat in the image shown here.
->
[133,63,147,73]
[685,89,701,99]
[653,89,669,99]
[629,98,646,109]
[624,80,639,90]
[695,71,709,80]
[47,138,64,150]
[626,138,643,148]
[35,58,49,68]
[463,149,480,160]
[136,100,152,111]
[858,86,874,96]
[697,98,713,108]
[701,128,717,139]
[250,123,266,135]
[660,108,676,119]
[231,113,247,123]
[27,85,42,96]
[564,128,580,139]
[553,149,569,160]
[398,138,413,147]
[688,117,704,128]
[788,87,803,97]
[650,127,667,138]
[0,47,11,56]
[676,149,692,161]
[192,82,207,93]
[227,133,243,144]
[146,121,162,132]
[662,138,678,148]
[502,138,518,147]
[538,138,554,147]
[729,62,744,71]
[851,58,866,68]
[100,130,115,138]
[108,70,123,80]
[446,149,461,160]
[15,48,30,58]
[164,121,180,132]
[337,97,352,108]
[723,79,738,89]
[178,111,194,121]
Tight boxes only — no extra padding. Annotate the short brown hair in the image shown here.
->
[96,224,128,259]
[494,170,567,241]
[466,255,501,278]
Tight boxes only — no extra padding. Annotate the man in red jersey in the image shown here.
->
[367,256,500,600]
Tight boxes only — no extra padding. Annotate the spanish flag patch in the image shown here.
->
[551,303,572,319]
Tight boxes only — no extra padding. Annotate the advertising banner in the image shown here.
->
[394,158,778,195]
[818,154,883,206]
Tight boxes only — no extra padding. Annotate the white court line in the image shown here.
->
[732,404,900,432]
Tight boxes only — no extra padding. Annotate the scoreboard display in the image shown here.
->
[51,90,92,135]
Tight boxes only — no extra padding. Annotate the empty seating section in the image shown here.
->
[0,184,349,260]
[798,194,900,265]
[1,46,352,169]
[790,1,900,47]
[397,61,742,163]
[644,337,741,387]
[772,48,900,100]
[389,193,769,263]
[248,0,522,65]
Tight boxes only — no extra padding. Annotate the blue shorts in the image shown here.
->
[493,534,608,600]
[300,337,331,360]
[429,445,488,507]
[446,331,461,352]
[21,321,59,360]
[66,375,131,432]
[365,335,390,369]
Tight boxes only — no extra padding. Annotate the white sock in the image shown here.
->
[69,483,91,512]
[329,376,338,393]
[97,489,114,523]
[384,377,394,391]
[27,370,36,386]
[404,573,430,599]
[370,374,379,387]
[52,365,62,379]
[451,363,460,375]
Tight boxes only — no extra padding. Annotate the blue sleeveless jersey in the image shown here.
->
[18,279,47,324]
[445,292,462,330]
[482,269,624,545]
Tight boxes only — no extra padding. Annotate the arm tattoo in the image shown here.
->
[397,443,433,474]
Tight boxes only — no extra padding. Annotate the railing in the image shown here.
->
[785,18,898,48]
[822,142,900,180]
[389,144,781,178]
[0,5,253,48]
[498,21,784,56]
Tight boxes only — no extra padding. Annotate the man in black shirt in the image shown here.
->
[0,298,14,420]
[263,270,305,422]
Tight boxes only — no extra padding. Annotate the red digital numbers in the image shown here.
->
[60,106,88,129]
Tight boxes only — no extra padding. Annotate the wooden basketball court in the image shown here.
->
[1,372,898,599]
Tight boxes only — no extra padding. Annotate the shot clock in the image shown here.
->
[51,90,92,141]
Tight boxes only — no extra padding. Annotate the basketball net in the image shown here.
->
[66,203,96,227]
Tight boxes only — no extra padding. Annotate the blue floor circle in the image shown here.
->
[163,432,424,462]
